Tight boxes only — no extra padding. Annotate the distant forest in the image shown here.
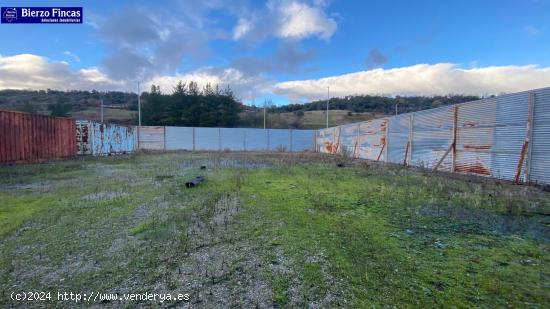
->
[271,94,481,114]
[0,88,481,126]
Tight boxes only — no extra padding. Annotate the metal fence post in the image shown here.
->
[524,91,536,182]
[408,114,414,165]
[452,106,458,172]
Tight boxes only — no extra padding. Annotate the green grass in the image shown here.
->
[0,153,548,307]
[71,107,137,123]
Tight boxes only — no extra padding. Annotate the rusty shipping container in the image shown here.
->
[0,110,76,163]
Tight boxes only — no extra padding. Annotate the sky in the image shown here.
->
[1,0,550,105]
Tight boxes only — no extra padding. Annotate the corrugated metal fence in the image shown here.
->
[317,87,550,185]
[0,110,76,163]
[138,126,316,152]
[76,121,136,155]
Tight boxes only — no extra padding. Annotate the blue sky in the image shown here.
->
[1,0,550,104]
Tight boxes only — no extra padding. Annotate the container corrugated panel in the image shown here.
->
[195,127,220,151]
[138,126,165,150]
[292,130,315,151]
[268,129,291,151]
[357,119,387,161]
[530,88,550,184]
[165,126,193,150]
[220,128,245,151]
[88,122,136,155]
[0,110,76,163]
[387,114,410,164]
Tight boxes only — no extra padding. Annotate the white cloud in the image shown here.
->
[232,17,253,40]
[273,63,550,101]
[145,67,273,101]
[0,54,124,91]
[63,51,81,62]
[4,54,550,104]
[231,1,337,42]
[276,1,337,40]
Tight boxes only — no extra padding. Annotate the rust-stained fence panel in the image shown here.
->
[317,87,550,185]
[0,110,76,163]
[387,114,411,164]
[317,126,340,154]
[358,118,388,161]
[76,120,136,155]
[412,106,453,170]
[138,126,165,150]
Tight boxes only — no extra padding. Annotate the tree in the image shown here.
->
[16,101,37,114]
[48,97,72,117]
[140,81,242,127]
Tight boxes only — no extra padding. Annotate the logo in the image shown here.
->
[2,7,17,22]
[1,7,82,24]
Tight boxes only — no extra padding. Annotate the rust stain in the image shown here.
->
[463,121,479,128]
[323,140,340,154]
[455,162,491,175]
[463,144,491,151]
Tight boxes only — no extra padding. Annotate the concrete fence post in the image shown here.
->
[244,129,247,151]
[218,128,221,151]
[289,129,293,152]
[192,127,196,151]
[384,118,389,162]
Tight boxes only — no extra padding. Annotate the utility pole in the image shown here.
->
[326,86,330,128]
[264,100,267,130]
[137,82,141,126]
[100,98,104,123]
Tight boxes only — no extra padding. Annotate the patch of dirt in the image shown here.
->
[166,194,275,308]
[0,180,53,194]
[82,191,128,201]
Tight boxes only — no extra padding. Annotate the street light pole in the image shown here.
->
[326,86,330,128]
[263,100,266,129]
[137,82,141,126]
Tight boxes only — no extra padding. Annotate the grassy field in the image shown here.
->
[70,108,137,124]
[0,152,548,308]
[279,110,383,129]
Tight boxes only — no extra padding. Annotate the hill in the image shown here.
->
[0,89,480,128]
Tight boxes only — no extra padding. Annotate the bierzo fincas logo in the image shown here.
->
[2,7,17,22]
[1,7,82,24]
